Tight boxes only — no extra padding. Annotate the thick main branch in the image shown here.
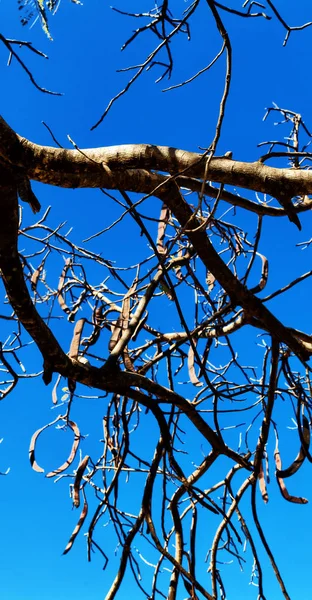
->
[2,116,312,199]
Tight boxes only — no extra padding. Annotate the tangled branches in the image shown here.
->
[0,103,312,598]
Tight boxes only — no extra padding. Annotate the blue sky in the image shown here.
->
[1,1,312,599]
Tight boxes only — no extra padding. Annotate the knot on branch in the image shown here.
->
[15,168,41,214]
[275,191,301,230]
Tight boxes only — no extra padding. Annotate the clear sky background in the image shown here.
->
[1,1,312,599]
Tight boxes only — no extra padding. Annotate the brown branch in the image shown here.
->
[1,117,312,202]
[251,481,291,599]
[0,171,71,379]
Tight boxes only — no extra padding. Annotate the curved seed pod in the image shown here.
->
[95,305,104,324]
[188,339,203,387]
[249,253,269,294]
[109,315,122,351]
[46,420,80,478]
[73,455,90,508]
[120,279,138,370]
[52,373,62,405]
[30,268,41,291]
[82,305,104,348]
[121,290,131,334]
[274,445,308,505]
[63,499,88,555]
[173,248,184,281]
[123,348,135,372]
[57,258,71,315]
[68,290,88,323]
[68,319,85,360]
[30,251,49,292]
[276,416,310,479]
[29,415,63,473]
[258,460,268,503]
[121,277,138,334]
[156,203,170,255]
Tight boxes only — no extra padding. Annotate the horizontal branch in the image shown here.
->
[2,116,312,202]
